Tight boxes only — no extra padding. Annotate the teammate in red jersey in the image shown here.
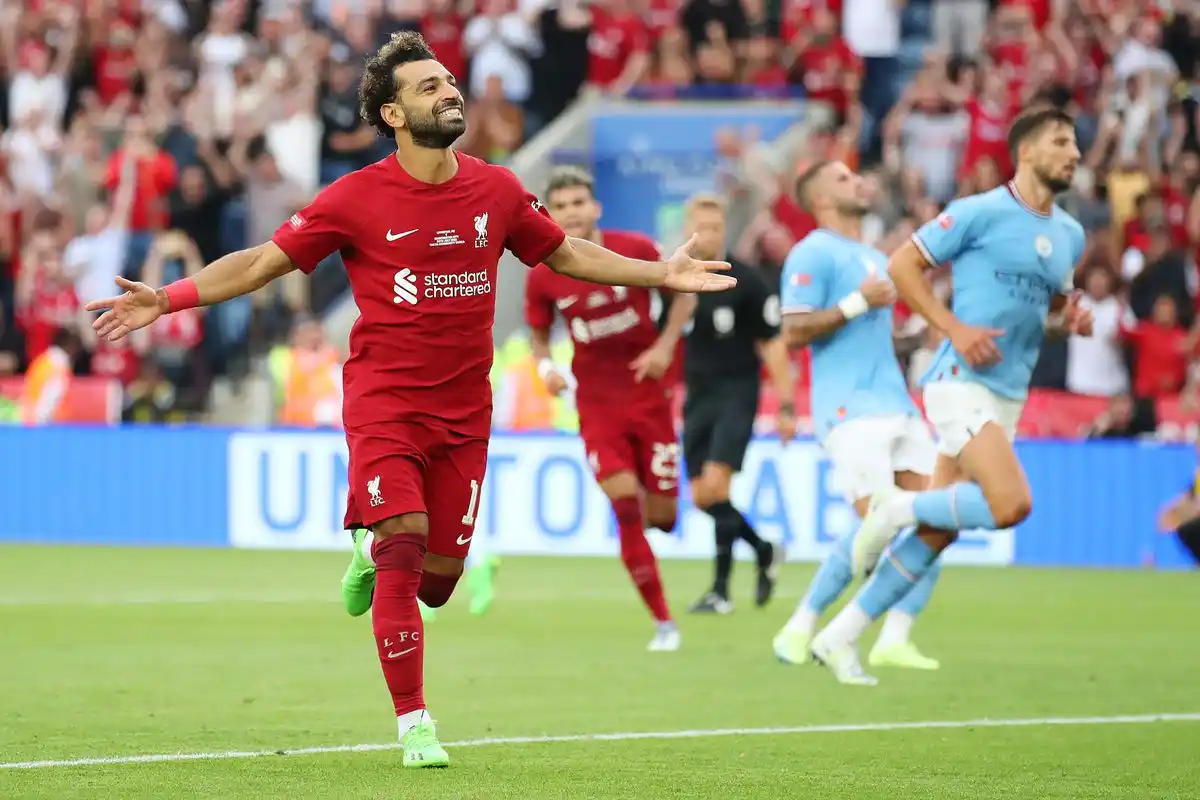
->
[525,166,694,653]
[84,32,734,769]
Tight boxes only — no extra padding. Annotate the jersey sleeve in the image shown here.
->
[524,267,555,331]
[271,182,354,274]
[497,167,568,267]
[780,237,832,313]
[912,197,981,268]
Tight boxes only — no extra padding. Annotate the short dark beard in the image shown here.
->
[1036,166,1071,194]
[835,199,870,218]
[403,99,466,149]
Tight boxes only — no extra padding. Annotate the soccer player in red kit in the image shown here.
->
[85,32,734,769]
[526,166,695,652]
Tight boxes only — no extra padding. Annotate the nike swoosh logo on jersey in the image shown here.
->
[556,296,578,310]
[386,647,417,658]
[456,533,473,545]
[386,228,419,242]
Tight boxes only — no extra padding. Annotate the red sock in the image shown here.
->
[611,496,672,622]
[371,533,427,717]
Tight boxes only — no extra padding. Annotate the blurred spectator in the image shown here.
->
[122,358,183,424]
[18,327,79,426]
[320,52,379,184]
[105,115,178,271]
[681,0,747,55]
[15,228,78,364]
[459,75,526,163]
[1085,393,1149,439]
[140,231,209,405]
[464,0,543,105]
[1124,222,1195,327]
[586,0,651,95]
[65,152,134,311]
[272,315,343,429]
[932,0,988,57]
[1067,266,1134,398]
[1120,294,1192,401]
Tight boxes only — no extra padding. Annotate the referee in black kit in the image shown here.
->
[680,193,798,613]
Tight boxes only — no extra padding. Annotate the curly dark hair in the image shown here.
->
[359,31,438,139]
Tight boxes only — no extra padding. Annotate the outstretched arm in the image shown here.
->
[158,242,297,309]
[87,242,299,340]
[543,235,734,293]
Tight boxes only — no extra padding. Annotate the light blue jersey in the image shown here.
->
[913,183,1085,400]
[781,229,917,439]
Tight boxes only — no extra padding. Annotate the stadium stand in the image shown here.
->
[2,0,1199,438]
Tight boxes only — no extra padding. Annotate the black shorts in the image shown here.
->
[682,377,760,480]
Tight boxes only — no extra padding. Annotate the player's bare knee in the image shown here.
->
[988,489,1032,529]
[599,471,639,503]
[917,526,957,552]
[645,495,678,532]
[372,513,429,539]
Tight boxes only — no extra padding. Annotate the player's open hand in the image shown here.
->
[542,369,569,396]
[948,321,1004,368]
[1064,291,1093,337]
[85,276,168,341]
[663,234,736,293]
[630,341,674,382]
[859,276,896,308]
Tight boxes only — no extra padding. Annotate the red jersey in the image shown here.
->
[961,96,1013,176]
[91,336,141,386]
[644,0,681,36]
[20,277,78,362]
[93,44,137,105]
[420,14,468,85]
[790,37,859,116]
[1121,321,1191,399]
[780,0,843,42]
[587,8,649,88]
[990,40,1030,109]
[272,152,565,435]
[525,230,669,410]
[104,150,177,231]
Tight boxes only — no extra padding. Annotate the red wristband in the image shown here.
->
[163,279,200,312]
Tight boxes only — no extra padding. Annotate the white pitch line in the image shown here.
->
[3,713,1198,770]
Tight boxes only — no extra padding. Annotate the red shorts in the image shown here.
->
[344,422,488,559]
[578,399,679,497]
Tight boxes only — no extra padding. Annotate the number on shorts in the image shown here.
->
[461,479,481,526]
[650,443,681,480]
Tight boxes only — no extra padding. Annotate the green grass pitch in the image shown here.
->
[1,546,1198,799]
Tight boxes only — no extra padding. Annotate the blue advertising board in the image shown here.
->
[590,105,804,241]
[0,428,1193,569]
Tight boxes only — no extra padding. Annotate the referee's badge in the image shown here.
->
[1035,235,1053,258]
[713,306,735,335]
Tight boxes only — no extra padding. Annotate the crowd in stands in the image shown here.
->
[1,0,1198,438]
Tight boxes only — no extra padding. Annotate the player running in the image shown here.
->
[525,166,692,652]
[808,106,1092,683]
[771,161,941,683]
[85,32,734,768]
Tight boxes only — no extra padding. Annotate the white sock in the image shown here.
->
[397,708,431,738]
[819,602,872,646]
[885,491,918,528]
[360,531,375,566]
[784,605,819,636]
[875,610,914,649]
